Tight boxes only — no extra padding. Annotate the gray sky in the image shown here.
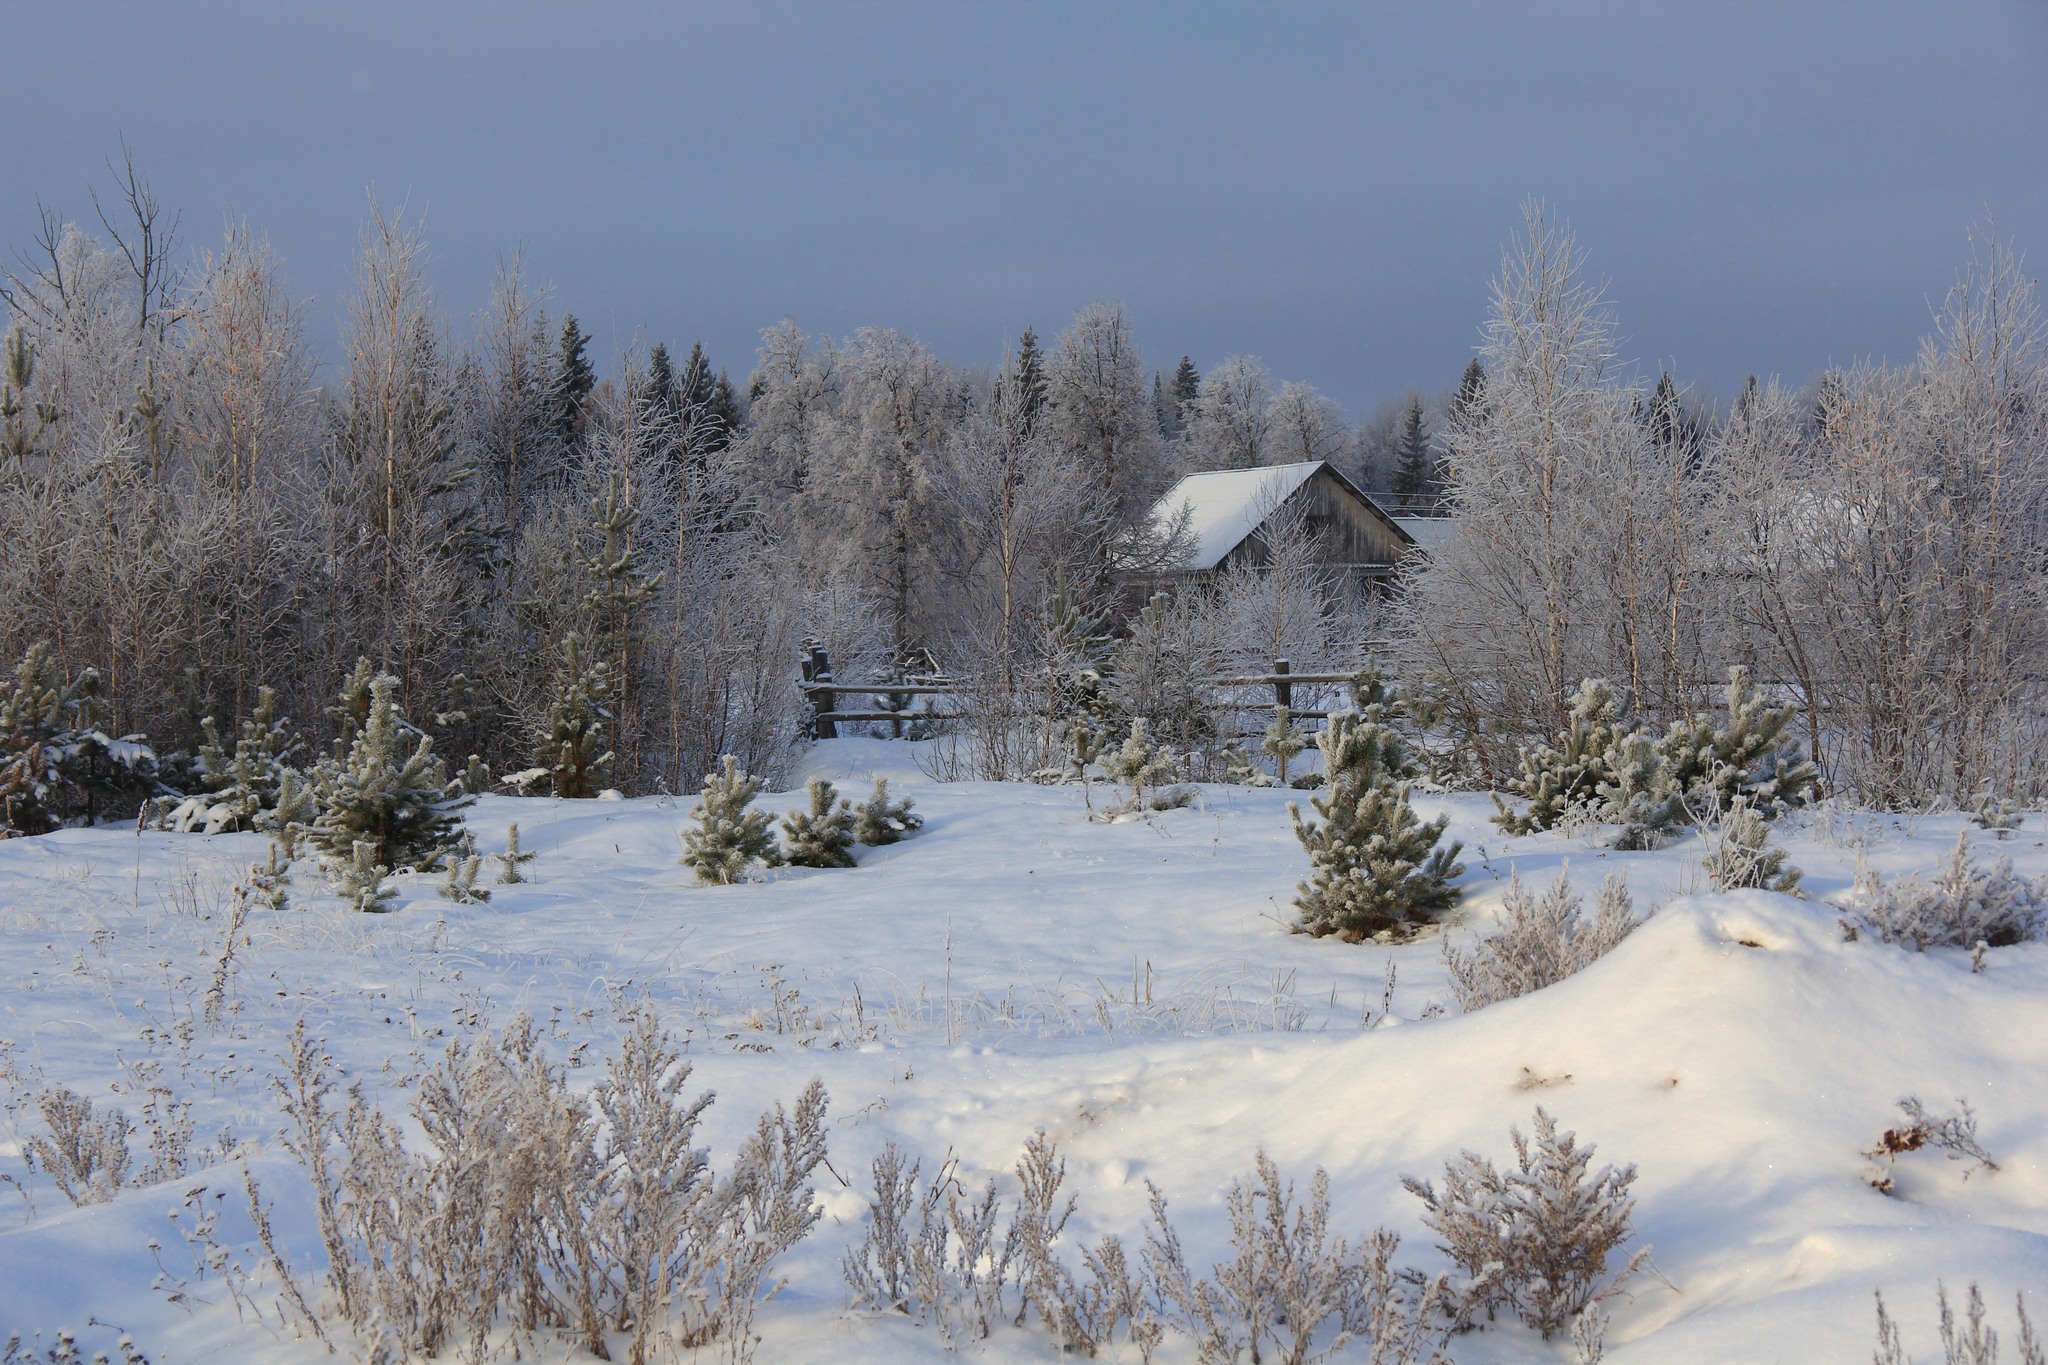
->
[5,0,2047,416]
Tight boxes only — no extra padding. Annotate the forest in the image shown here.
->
[3,165,2044,826]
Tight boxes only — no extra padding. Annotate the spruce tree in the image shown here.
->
[532,632,615,799]
[1171,355,1201,418]
[1012,327,1047,431]
[1392,396,1434,508]
[1291,708,1464,941]
[782,777,858,868]
[308,670,472,873]
[853,778,922,845]
[1450,357,1487,430]
[681,756,781,884]
[552,313,595,450]
[704,370,742,454]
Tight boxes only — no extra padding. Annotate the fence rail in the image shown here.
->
[798,645,1381,740]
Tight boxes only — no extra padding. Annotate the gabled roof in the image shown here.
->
[1148,460,1413,571]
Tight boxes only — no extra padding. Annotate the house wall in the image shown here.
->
[1218,468,1413,576]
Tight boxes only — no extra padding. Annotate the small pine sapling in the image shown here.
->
[250,842,292,914]
[456,754,493,797]
[438,833,491,903]
[335,841,398,914]
[532,632,615,799]
[1596,732,1682,851]
[1662,666,1818,817]
[783,778,858,869]
[261,767,316,859]
[1221,742,1273,788]
[1973,795,2025,840]
[496,823,538,885]
[681,756,781,884]
[1291,708,1464,941]
[1703,798,1803,894]
[1494,679,1624,835]
[161,686,305,835]
[854,778,923,846]
[308,670,472,872]
[1262,706,1307,788]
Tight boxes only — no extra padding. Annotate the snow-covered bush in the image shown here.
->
[1106,591,1224,764]
[1292,708,1463,941]
[307,669,471,874]
[1402,1107,1650,1341]
[1704,798,1804,895]
[157,686,304,835]
[853,777,922,846]
[1445,870,1639,1012]
[1873,1282,2044,1365]
[1849,833,2048,949]
[681,756,780,884]
[782,777,857,868]
[0,642,155,837]
[270,1013,828,1365]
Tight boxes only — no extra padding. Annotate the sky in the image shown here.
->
[4,0,2047,417]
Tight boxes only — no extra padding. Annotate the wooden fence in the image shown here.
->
[798,645,1377,740]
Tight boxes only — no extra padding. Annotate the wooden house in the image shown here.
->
[1125,460,1418,599]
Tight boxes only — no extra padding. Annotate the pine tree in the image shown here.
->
[336,839,399,914]
[1391,396,1434,508]
[308,670,472,873]
[1262,706,1307,786]
[532,633,615,799]
[853,778,922,845]
[681,756,781,884]
[0,643,153,837]
[496,823,538,884]
[1104,717,1184,811]
[1661,666,1817,817]
[1704,798,1803,894]
[1597,731,1682,851]
[1493,679,1626,835]
[326,657,378,757]
[1291,708,1464,940]
[782,777,858,869]
[553,314,595,450]
[438,833,491,903]
[163,687,304,834]
[581,474,664,662]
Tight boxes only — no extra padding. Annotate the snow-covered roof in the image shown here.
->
[1392,516,1455,552]
[1152,461,1326,571]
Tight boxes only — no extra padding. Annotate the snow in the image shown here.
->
[1149,461,1325,570]
[3,744,2047,1361]
[1393,516,1456,552]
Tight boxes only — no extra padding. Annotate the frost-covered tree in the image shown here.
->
[526,632,614,799]
[1264,380,1347,467]
[1180,354,1272,471]
[0,642,153,836]
[1661,665,1816,816]
[1042,302,1162,524]
[681,756,781,884]
[1494,679,1625,835]
[1262,706,1307,787]
[1291,707,1463,941]
[853,778,922,846]
[161,686,303,834]
[308,669,471,873]
[781,777,858,869]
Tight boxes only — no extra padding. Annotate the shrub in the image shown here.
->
[25,1084,132,1207]
[1865,1097,1999,1187]
[1402,1107,1649,1341]
[681,756,781,884]
[1849,833,2048,949]
[1445,870,1639,1012]
[1292,709,1463,942]
[1703,797,1804,894]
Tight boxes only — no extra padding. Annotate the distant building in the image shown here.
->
[1124,460,1420,600]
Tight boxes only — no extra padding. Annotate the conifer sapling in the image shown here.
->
[1262,706,1307,787]
[682,756,781,884]
[782,777,859,869]
[854,778,923,846]
[308,670,472,874]
[496,823,538,885]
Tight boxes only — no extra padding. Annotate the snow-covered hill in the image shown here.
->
[3,739,2044,1362]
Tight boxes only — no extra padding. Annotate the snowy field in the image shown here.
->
[2,737,2045,1362]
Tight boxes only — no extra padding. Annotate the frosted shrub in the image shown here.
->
[1402,1107,1649,1341]
[1445,870,1639,1012]
[25,1084,133,1207]
[1865,1097,2000,1186]
[1292,709,1463,941]
[1874,1283,2044,1365]
[271,1014,829,1365]
[781,777,858,868]
[1703,798,1804,894]
[681,755,781,884]
[853,777,922,845]
[1850,833,2048,950]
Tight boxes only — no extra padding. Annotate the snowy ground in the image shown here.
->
[2,737,2045,1362]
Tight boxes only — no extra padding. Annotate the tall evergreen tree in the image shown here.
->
[1450,358,1487,427]
[1171,355,1201,416]
[1392,395,1434,507]
[552,314,595,450]
[1011,326,1047,431]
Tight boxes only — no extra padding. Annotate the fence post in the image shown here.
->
[1272,657,1291,715]
[810,646,838,740]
